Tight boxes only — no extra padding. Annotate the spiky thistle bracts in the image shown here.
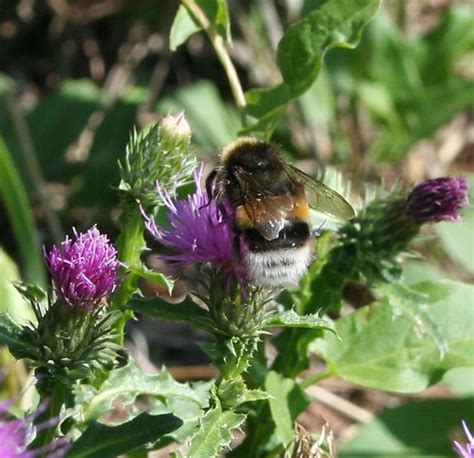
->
[118,113,196,208]
[306,177,469,313]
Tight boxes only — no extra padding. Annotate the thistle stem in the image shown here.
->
[31,382,66,449]
[112,208,146,343]
[182,0,247,126]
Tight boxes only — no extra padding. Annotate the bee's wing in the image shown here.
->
[284,164,355,219]
[234,168,294,241]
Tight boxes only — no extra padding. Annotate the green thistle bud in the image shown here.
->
[23,295,120,391]
[118,112,196,208]
[307,178,468,313]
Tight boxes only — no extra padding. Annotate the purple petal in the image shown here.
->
[44,226,119,309]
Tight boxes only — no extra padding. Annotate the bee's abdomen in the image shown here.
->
[243,221,312,286]
[244,221,310,251]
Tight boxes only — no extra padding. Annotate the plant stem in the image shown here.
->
[112,208,146,343]
[31,382,66,449]
[182,0,247,127]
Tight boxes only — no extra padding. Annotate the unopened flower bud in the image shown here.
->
[119,112,196,207]
[159,111,192,149]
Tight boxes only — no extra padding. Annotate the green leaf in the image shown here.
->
[170,5,201,51]
[0,137,46,285]
[197,0,231,42]
[127,295,219,334]
[377,283,448,359]
[401,260,445,286]
[129,266,174,294]
[71,358,209,447]
[264,309,335,333]
[311,280,474,393]
[74,358,207,421]
[244,0,380,136]
[442,368,474,396]
[0,250,34,323]
[187,401,246,458]
[67,413,183,458]
[170,0,231,51]
[339,397,474,457]
[0,313,35,359]
[265,371,310,447]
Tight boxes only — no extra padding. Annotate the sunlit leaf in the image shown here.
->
[67,413,183,458]
[244,0,380,137]
[187,401,246,458]
[311,280,474,392]
[265,371,310,446]
[340,398,474,457]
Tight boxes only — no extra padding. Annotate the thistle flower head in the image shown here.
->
[45,226,119,309]
[143,165,243,279]
[454,420,474,458]
[407,176,468,223]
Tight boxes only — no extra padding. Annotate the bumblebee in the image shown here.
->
[206,137,354,287]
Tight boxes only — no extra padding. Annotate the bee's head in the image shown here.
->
[222,138,280,175]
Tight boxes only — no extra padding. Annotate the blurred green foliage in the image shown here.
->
[0,1,473,455]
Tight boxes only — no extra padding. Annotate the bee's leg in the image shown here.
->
[312,219,327,237]
[232,231,243,264]
[204,168,218,205]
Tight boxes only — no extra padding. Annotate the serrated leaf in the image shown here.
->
[70,359,210,448]
[12,281,47,304]
[264,309,335,333]
[0,313,35,359]
[265,371,310,447]
[238,388,271,404]
[130,266,174,294]
[67,413,182,458]
[187,401,246,458]
[340,398,474,457]
[73,359,207,423]
[311,280,474,393]
[127,295,218,334]
[244,0,380,136]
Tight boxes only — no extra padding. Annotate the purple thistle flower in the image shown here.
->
[0,391,69,457]
[454,421,474,457]
[407,176,469,223]
[0,408,31,457]
[143,165,243,279]
[45,226,119,309]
